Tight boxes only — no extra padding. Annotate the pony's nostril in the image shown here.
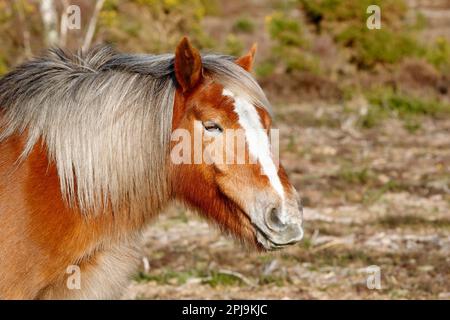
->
[269,207,278,222]
[267,207,286,231]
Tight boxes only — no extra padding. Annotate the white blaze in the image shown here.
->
[223,88,285,201]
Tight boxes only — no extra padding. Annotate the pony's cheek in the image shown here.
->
[215,172,253,213]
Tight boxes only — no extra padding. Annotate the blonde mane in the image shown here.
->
[0,46,271,215]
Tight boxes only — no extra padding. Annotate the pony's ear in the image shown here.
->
[235,43,257,72]
[174,37,203,93]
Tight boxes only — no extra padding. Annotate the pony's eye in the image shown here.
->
[203,121,223,133]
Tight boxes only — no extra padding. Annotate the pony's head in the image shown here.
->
[170,38,303,250]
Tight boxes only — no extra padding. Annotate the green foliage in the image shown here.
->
[403,118,421,133]
[258,274,286,286]
[0,1,12,23]
[300,0,423,68]
[0,0,44,73]
[255,61,276,78]
[264,11,319,74]
[99,8,119,28]
[199,0,220,16]
[413,12,428,31]
[233,17,255,33]
[300,0,407,27]
[337,27,422,67]
[0,0,448,112]
[224,34,244,56]
[134,269,247,287]
[358,105,383,129]
[425,37,450,73]
[0,59,8,75]
[267,12,305,47]
[285,52,319,73]
[103,0,120,10]
[204,271,243,287]
[359,89,450,128]
[367,89,450,116]
[99,0,216,53]
[134,270,199,285]
[337,167,374,185]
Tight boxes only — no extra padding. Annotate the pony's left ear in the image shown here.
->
[174,37,203,93]
[235,43,257,72]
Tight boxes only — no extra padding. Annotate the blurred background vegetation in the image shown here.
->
[1,0,450,131]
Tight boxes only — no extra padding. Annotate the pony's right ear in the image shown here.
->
[174,37,203,93]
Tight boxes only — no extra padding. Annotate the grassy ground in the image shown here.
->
[123,101,450,299]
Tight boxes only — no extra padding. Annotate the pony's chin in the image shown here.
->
[255,230,293,251]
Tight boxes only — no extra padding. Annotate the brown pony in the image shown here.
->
[0,37,303,299]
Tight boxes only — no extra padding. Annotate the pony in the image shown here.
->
[0,37,303,299]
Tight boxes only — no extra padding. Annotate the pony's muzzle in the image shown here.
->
[255,201,304,250]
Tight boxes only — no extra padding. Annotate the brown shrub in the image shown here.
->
[395,58,439,90]
[259,71,342,103]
